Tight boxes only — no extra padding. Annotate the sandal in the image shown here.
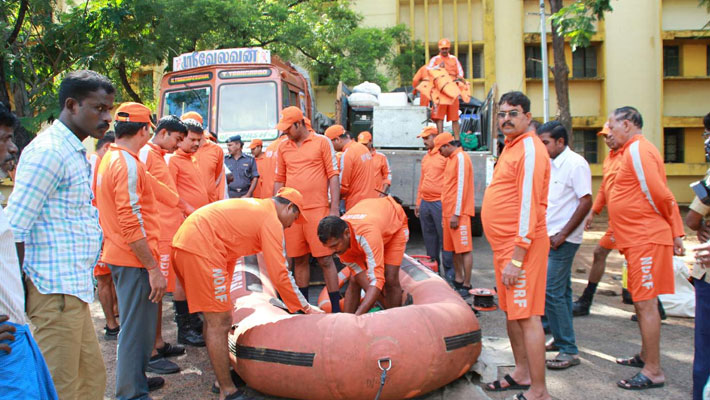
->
[617,372,665,390]
[546,352,581,370]
[616,354,644,368]
[485,374,530,392]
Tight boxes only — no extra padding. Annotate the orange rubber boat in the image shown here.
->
[228,254,481,400]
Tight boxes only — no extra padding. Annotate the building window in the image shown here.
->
[457,49,483,79]
[572,47,597,78]
[572,130,598,164]
[525,45,543,79]
[663,46,680,77]
[663,128,684,163]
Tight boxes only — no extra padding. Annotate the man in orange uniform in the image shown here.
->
[481,92,551,400]
[250,139,265,198]
[428,38,465,138]
[89,133,120,340]
[181,111,226,202]
[256,134,288,199]
[318,196,409,315]
[358,131,392,194]
[606,106,685,391]
[433,132,474,298]
[274,107,342,312]
[325,124,376,210]
[138,115,190,374]
[96,103,167,397]
[573,124,623,316]
[172,188,323,400]
[415,126,455,283]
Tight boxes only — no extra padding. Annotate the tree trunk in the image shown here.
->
[10,80,34,153]
[118,61,142,103]
[548,0,573,148]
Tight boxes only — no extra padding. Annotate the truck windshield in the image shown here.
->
[163,87,211,130]
[218,81,278,141]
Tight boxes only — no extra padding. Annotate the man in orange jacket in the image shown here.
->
[96,102,167,397]
[325,125,376,210]
[274,107,342,312]
[358,131,392,194]
[481,92,551,400]
[606,106,684,391]
[181,111,226,202]
[172,188,323,400]
[318,196,409,315]
[428,38,465,138]
[434,132,474,298]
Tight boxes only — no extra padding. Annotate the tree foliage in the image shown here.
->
[550,0,613,51]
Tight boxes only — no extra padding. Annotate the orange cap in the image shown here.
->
[276,106,304,132]
[597,123,611,136]
[432,132,454,153]
[438,38,451,49]
[417,126,439,138]
[180,111,203,125]
[357,131,372,144]
[249,138,263,149]
[275,187,308,223]
[114,102,155,129]
[325,125,345,140]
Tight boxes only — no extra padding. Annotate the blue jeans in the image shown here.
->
[694,278,710,400]
[419,200,454,282]
[545,241,580,355]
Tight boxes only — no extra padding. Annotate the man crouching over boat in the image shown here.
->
[171,187,323,400]
[318,196,409,315]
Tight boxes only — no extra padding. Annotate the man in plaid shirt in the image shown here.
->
[6,70,115,400]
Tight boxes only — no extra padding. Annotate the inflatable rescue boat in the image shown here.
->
[228,254,481,400]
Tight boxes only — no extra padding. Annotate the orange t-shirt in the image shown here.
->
[417,149,447,206]
[275,132,339,210]
[441,147,474,217]
[371,150,392,190]
[139,142,181,241]
[481,131,550,251]
[607,135,684,248]
[340,141,376,210]
[591,149,622,214]
[172,198,310,313]
[96,144,160,268]
[338,197,408,290]
[427,54,464,78]
[166,149,210,214]
[256,136,287,199]
[196,139,226,202]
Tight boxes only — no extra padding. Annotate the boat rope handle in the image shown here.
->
[374,358,392,400]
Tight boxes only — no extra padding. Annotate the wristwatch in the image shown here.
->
[511,259,523,268]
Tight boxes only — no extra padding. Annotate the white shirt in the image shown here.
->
[0,205,27,324]
[546,146,592,244]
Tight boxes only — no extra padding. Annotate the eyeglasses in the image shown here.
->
[497,110,521,119]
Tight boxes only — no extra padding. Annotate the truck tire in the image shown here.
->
[471,214,483,237]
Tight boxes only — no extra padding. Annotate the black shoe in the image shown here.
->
[622,288,634,305]
[189,312,203,332]
[572,298,591,317]
[104,325,120,340]
[146,355,181,374]
[147,376,165,392]
[630,300,667,321]
[211,370,247,393]
[177,314,206,347]
[156,342,185,358]
[225,389,251,400]
[458,286,472,299]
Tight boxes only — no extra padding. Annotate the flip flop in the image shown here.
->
[546,353,581,370]
[617,372,665,390]
[485,374,531,392]
[616,354,644,368]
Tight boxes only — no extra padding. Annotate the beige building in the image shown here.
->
[315,0,710,203]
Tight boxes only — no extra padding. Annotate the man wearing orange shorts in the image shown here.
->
[318,196,409,315]
[427,38,464,138]
[433,132,474,298]
[325,124,376,210]
[481,92,551,400]
[273,107,342,312]
[172,188,322,400]
[606,106,685,391]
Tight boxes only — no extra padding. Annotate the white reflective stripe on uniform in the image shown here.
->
[518,137,535,243]
[380,152,392,182]
[355,235,378,286]
[138,145,150,164]
[283,238,310,309]
[164,153,174,164]
[427,55,439,69]
[339,148,350,183]
[455,151,465,215]
[629,141,661,215]
[323,134,339,173]
[348,262,364,274]
[120,150,146,236]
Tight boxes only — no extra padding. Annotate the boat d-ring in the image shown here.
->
[377,358,392,371]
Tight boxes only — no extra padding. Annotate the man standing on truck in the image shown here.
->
[415,126,455,283]
[325,124,376,210]
[274,106,343,312]
[181,112,226,202]
[428,38,465,139]
[433,132,474,298]
[358,131,391,195]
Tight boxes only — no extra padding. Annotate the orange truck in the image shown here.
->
[158,47,316,143]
